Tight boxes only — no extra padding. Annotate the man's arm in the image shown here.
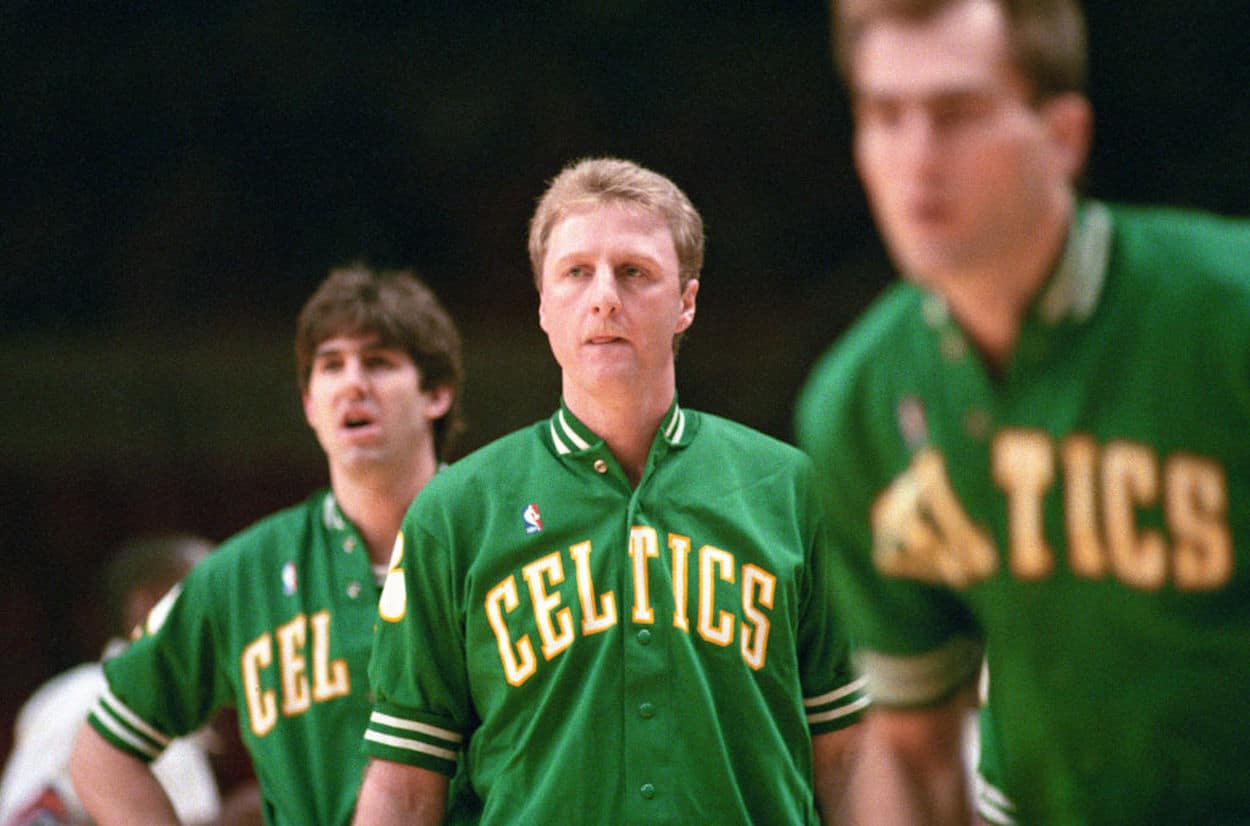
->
[849,684,976,826]
[68,723,179,826]
[812,724,862,825]
[352,758,447,826]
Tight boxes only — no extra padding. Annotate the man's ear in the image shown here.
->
[301,390,315,428]
[424,384,455,420]
[1043,92,1093,182]
[675,278,699,334]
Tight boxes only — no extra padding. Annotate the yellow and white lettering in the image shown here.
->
[993,429,1055,580]
[485,577,537,687]
[1061,435,1106,579]
[1103,441,1166,590]
[522,553,574,659]
[698,546,735,646]
[378,532,407,623]
[569,541,617,635]
[629,528,659,623]
[240,634,277,737]
[309,610,350,702]
[1166,454,1233,591]
[872,449,996,587]
[740,565,775,670]
[670,534,692,632]
[275,614,310,717]
[144,584,183,637]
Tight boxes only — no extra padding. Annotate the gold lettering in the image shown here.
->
[309,610,349,702]
[522,553,574,660]
[378,532,407,623]
[698,546,735,646]
[629,528,659,624]
[240,634,277,737]
[1103,441,1166,590]
[485,577,537,686]
[872,450,996,587]
[1166,454,1233,591]
[993,429,1055,580]
[276,615,310,717]
[1061,435,1106,579]
[569,541,617,635]
[670,534,692,632]
[740,565,775,670]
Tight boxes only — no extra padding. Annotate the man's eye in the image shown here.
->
[567,266,588,278]
[622,265,645,278]
[856,99,901,127]
[933,98,992,128]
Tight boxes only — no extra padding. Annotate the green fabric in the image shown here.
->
[91,491,379,825]
[365,400,866,825]
[796,201,1250,824]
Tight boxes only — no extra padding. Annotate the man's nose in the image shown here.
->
[589,265,621,316]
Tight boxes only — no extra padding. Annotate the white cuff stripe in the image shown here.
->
[807,694,871,724]
[364,730,459,762]
[804,675,870,707]
[974,772,1017,825]
[368,711,463,744]
[98,689,172,748]
[90,704,163,760]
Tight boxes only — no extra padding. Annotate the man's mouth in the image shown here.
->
[341,409,377,430]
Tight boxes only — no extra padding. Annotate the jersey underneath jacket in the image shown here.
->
[364,400,868,825]
[796,201,1250,825]
[87,491,380,825]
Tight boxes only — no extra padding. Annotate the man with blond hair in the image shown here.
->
[354,158,866,825]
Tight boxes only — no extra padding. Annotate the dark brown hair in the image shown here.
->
[295,264,465,459]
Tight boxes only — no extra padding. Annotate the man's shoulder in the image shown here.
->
[419,423,549,498]
[1108,201,1250,277]
[687,410,808,464]
[808,281,926,384]
[204,491,328,570]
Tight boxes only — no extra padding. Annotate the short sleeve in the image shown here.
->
[795,463,870,733]
[86,570,226,761]
[363,512,471,776]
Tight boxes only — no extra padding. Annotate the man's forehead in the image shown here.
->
[852,1,1012,96]
[313,332,393,356]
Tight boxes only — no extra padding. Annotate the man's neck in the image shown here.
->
[926,198,1073,369]
[564,378,675,487]
[329,453,438,566]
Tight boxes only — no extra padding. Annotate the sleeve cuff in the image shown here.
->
[853,635,983,708]
[361,703,465,777]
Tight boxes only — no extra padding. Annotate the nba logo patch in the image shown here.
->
[523,503,543,534]
[282,561,298,595]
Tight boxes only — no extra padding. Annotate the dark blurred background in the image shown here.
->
[2,1,1248,760]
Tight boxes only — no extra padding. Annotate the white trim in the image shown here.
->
[557,409,590,450]
[806,694,872,724]
[98,689,172,747]
[975,776,1018,826]
[854,636,982,708]
[804,675,869,707]
[364,730,459,762]
[368,711,463,743]
[549,421,570,455]
[90,704,163,760]
[666,407,686,442]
